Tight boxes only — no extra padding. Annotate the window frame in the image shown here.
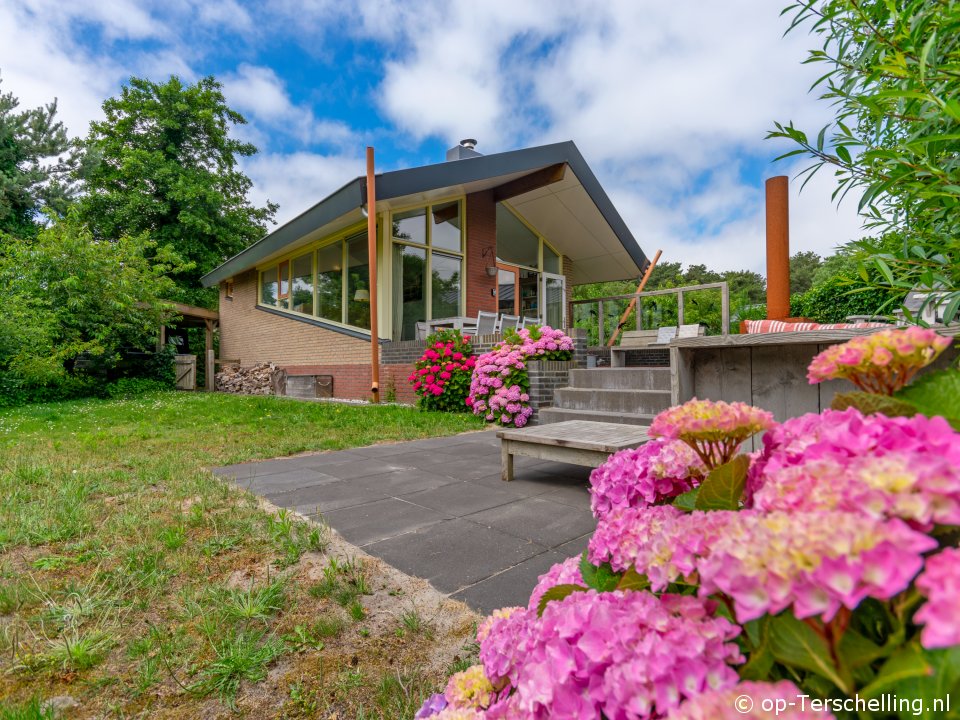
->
[387,197,466,339]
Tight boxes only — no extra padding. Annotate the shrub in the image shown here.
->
[419,329,960,719]
[408,329,476,413]
[467,326,574,428]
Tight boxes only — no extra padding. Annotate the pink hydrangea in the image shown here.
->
[665,680,836,719]
[589,439,705,521]
[479,590,742,720]
[747,408,960,509]
[590,507,936,622]
[807,326,952,394]
[649,399,775,469]
[914,548,960,649]
[444,665,496,711]
[527,556,583,612]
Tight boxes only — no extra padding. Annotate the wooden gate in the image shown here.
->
[174,354,197,391]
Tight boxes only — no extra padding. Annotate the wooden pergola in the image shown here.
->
[158,302,220,391]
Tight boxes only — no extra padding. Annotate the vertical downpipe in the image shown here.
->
[366,147,380,403]
[765,176,791,320]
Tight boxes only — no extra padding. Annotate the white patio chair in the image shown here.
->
[415,321,429,340]
[522,316,540,328]
[497,314,520,333]
[475,310,498,336]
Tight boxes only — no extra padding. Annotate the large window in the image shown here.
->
[258,226,372,332]
[495,203,564,322]
[390,200,464,341]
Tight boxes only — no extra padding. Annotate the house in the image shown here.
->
[200,140,649,400]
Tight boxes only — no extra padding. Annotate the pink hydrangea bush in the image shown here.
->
[409,329,477,412]
[664,680,836,720]
[589,439,705,521]
[649,398,774,469]
[914,547,960,649]
[807,326,951,394]
[415,332,960,719]
[467,325,573,427]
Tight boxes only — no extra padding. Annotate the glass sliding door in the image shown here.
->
[497,266,518,315]
[543,272,566,328]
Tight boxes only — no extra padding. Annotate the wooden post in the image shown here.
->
[366,147,380,403]
[677,290,685,326]
[206,349,215,392]
[765,176,791,320]
[158,325,166,351]
[607,249,662,347]
[597,301,604,346]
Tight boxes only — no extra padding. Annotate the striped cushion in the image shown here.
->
[744,320,889,334]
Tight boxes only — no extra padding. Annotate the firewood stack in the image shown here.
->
[215,362,286,395]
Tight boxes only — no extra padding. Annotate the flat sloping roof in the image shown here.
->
[201,141,647,287]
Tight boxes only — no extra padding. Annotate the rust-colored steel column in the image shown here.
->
[765,176,791,321]
[366,147,380,403]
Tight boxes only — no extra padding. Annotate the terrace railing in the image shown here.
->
[570,281,730,346]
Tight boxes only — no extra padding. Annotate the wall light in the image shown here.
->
[482,246,497,276]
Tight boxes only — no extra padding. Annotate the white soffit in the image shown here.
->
[509,170,641,283]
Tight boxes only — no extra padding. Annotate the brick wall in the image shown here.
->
[527,360,575,425]
[465,189,498,317]
[562,255,575,329]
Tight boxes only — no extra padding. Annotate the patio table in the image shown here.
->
[427,316,477,333]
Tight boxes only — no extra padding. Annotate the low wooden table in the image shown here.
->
[496,420,649,481]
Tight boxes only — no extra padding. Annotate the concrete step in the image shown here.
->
[568,367,670,391]
[538,406,656,427]
[552,387,672,414]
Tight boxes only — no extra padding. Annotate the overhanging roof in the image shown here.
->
[201,141,648,287]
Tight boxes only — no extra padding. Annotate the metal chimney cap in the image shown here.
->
[459,138,478,149]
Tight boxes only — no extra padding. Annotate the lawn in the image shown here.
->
[0,392,486,718]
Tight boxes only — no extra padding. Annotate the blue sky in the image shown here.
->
[0,0,865,272]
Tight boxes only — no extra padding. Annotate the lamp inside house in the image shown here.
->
[354,288,370,302]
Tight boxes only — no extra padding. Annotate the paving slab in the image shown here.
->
[400,481,526,517]
[355,468,461,495]
[213,429,598,613]
[363,518,548,594]
[266,480,389,515]
[465,496,597,548]
[321,498,450,547]
[451,550,566,615]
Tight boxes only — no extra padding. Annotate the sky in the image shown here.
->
[0,0,867,274]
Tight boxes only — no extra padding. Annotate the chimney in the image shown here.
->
[446,138,483,161]
[765,176,791,320]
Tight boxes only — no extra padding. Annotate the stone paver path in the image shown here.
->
[213,429,596,614]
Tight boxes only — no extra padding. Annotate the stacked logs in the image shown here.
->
[215,362,287,396]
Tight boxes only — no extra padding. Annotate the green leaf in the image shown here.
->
[859,641,960,718]
[830,391,919,418]
[769,614,851,693]
[695,455,750,511]
[897,369,960,429]
[579,553,621,592]
[536,584,587,617]
[616,567,649,593]
[740,617,775,681]
[837,628,892,672]
[672,487,700,512]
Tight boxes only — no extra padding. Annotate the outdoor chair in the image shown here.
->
[496,314,521,334]
[475,311,498,336]
[415,321,429,340]
[522,316,540,328]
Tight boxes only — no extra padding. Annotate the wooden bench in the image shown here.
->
[496,420,649,481]
[610,325,704,367]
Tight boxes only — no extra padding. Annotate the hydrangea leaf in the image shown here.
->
[740,618,775,681]
[579,552,621,592]
[615,567,649,593]
[896,368,960,429]
[860,641,960,716]
[769,614,851,694]
[836,628,891,672]
[695,455,750,511]
[830,390,919,417]
[672,487,700,512]
[536,584,587,617]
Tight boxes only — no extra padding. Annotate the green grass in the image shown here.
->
[0,391,483,715]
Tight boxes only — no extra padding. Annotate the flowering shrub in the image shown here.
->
[466,326,574,427]
[408,329,477,412]
[807,325,951,394]
[417,329,960,719]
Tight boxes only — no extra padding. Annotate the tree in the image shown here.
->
[0,76,78,237]
[770,1,960,319]
[0,213,184,401]
[789,251,821,294]
[79,75,277,306]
